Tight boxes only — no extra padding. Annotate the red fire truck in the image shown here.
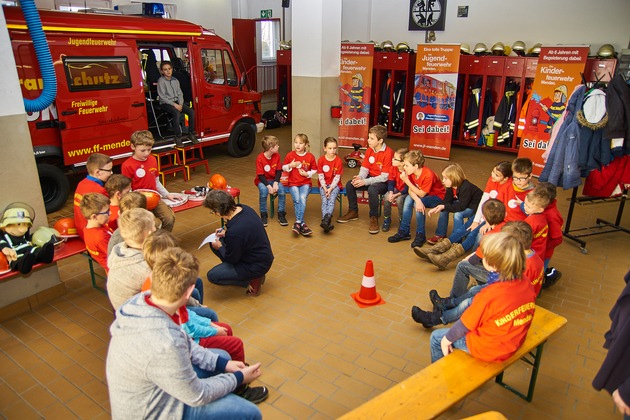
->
[4,6,262,212]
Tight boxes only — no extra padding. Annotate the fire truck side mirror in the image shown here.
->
[240,72,247,90]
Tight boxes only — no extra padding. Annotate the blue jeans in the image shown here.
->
[207,245,252,288]
[183,394,261,420]
[320,185,340,217]
[188,306,219,322]
[450,259,489,298]
[448,220,484,253]
[430,328,469,362]
[399,195,445,237]
[440,285,486,324]
[257,181,285,213]
[344,179,388,217]
[289,184,311,223]
[436,203,474,238]
[190,278,205,304]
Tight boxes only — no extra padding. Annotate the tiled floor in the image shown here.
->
[1,125,629,419]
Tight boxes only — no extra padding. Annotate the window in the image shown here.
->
[56,0,112,11]
[259,20,280,62]
[63,57,132,92]
[201,49,237,87]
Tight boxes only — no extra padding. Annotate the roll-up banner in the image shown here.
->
[409,44,460,159]
[338,43,375,148]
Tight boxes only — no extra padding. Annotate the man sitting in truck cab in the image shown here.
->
[157,61,198,147]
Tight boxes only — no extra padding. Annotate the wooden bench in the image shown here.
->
[339,307,567,420]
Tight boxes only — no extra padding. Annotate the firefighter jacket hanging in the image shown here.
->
[464,78,493,137]
[493,81,520,147]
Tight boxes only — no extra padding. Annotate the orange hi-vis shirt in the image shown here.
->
[524,251,545,295]
[461,277,536,362]
[410,167,446,199]
[362,144,394,178]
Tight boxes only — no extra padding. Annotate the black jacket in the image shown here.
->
[439,179,483,213]
[593,270,630,406]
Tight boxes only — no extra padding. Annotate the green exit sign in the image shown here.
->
[261,9,272,18]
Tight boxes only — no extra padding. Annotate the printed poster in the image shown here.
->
[517,45,589,176]
[409,43,460,159]
[338,43,374,148]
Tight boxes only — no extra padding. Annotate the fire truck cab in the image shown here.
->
[5,6,262,212]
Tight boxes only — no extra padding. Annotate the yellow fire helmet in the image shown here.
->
[473,42,487,54]
[352,73,364,84]
[380,40,395,51]
[279,40,291,50]
[32,226,61,247]
[596,44,616,58]
[528,43,542,56]
[396,42,411,53]
[460,43,471,54]
[491,42,505,55]
[0,202,35,228]
[512,40,527,55]
[554,85,568,103]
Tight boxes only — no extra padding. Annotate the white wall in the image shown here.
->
[342,0,630,54]
[232,0,292,42]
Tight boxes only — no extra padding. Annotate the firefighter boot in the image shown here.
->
[34,241,55,264]
[413,239,452,260]
[427,243,466,270]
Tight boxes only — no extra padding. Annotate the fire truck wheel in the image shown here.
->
[347,159,358,169]
[227,122,256,157]
[37,163,70,213]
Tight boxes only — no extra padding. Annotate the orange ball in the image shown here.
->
[209,174,227,190]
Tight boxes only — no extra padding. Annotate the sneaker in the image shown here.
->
[174,136,184,148]
[411,306,442,328]
[277,211,288,226]
[299,223,313,236]
[292,222,301,234]
[382,217,391,232]
[543,267,562,289]
[427,235,445,245]
[246,275,266,297]
[411,235,426,248]
[234,384,269,404]
[388,231,411,243]
[337,210,359,223]
[369,216,379,234]
[260,212,268,227]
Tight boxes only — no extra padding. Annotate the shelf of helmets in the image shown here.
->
[277,49,292,123]
[371,48,416,137]
[451,54,538,153]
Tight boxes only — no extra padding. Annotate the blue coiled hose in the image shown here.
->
[21,0,57,113]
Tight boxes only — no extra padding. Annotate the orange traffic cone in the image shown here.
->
[351,260,386,308]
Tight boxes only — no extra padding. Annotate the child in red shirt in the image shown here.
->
[73,153,112,239]
[317,137,343,232]
[429,232,536,362]
[382,147,409,232]
[282,133,317,236]
[121,130,182,232]
[388,150,446,248]
[337,125,394,234]
[104,174,132,231]
[537,182,564,288]
[469,161,512,233]
[80,192,113,272]
[504,158,535,222]
[522,189,551,260]
[254,135,287,227]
